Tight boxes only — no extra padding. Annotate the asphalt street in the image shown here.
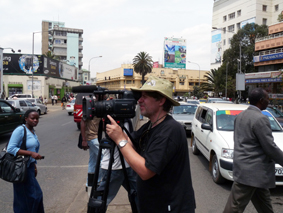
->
[0,105,283,212]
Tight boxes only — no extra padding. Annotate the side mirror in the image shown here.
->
[201,123,212,131]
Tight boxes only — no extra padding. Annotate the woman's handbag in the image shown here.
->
[0,126,30,183]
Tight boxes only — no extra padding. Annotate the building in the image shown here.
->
[211,0,283,70]
[96,64,208,96]
[247,21,283,103]
[41,20,84,71]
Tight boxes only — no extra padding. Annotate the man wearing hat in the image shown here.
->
[106,76,196,212]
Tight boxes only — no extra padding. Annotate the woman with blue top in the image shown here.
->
[7,109,45,213]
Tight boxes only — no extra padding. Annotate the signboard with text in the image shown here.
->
[164,37,186,69]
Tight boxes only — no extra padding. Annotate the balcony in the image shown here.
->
[255,34,283,51]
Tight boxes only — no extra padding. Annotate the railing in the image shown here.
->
[255,32,283,42]
[254,47,283,56]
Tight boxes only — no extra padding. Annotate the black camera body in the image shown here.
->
[82,87,137,120]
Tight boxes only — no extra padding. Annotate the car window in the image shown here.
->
[7,101,15,107]
[267,107,283,118]
[71,99,76,103]
[36,99,42,104]
[26,101,32,106]
[200,109,207,123]
[19,100,27,106]
[216,110,242,131]
[195,106,202,121]
[0,102,14,113]
[172,105,197,114]
[205,110,213,126]
[262,111,282,131]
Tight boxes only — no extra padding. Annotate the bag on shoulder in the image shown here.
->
[0,125,30,183]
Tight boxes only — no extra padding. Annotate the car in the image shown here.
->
[206,98,223,103]
[8,94,33,100]
[25,98,47,115]
[74,93,93,129]
[0,99,25,135]
[66,98,76,115]
[171,102,198,135]
[266,106,283,127]
[212,100,233,104]
[199,99,207,104]
[187,100,200,105]
[191,103,283,185]
[7,99,39,113]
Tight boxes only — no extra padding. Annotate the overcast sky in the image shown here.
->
[1,0,214,77]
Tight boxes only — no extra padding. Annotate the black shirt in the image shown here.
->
[131,115,196,213]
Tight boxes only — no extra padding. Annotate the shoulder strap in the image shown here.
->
[20,125,27,150]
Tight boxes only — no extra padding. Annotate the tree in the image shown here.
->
[278,12,283,22]
[133,52,153,85]
[44,51,60,60]
[192,86,203,99]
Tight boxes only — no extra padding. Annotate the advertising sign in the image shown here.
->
[124,69,133,76]
[241,17,255,29]
[59,62,77,80]
[246,77,282,83]
[0,48,3,96]
[67,33,79,68]
[153,61,159,68]
[164,37,186,69]
[211,30,222,64]
[236,73,245,90]
[245,72,271,79]
[258,52,283,62]
[27,80,41,91]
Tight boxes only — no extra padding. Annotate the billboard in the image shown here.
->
[164,37,186,69]
[211,30,222,64]
[3,53,77,81]
[241,17,255,29]
[67,33,79,69]
[124,69,133,76]
[153,61,159,68]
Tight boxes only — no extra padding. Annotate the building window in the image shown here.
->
[179,82,184,85]
[228,12,235,20]
[275,4,279,12]
[189,82,194,86]
[126,80,131,84]
[223,15,227,22]
[84,77,87,80]
[228,38,232,44]
[223,39,226,46]
[237,22,241,30]
[262,5,267,12]
[237,10,241,16]
[263,18,267,25]
[228,25,235,32]
[222,27,226,34]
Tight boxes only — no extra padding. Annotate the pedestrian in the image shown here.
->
[51,95,54,106]
[7,109,45,213]
[44,97,48,106]
[54,95,58,105]
[80,96,102,188]
[223,88,283,213]
[61,96,67,110]
[106,76,196,212]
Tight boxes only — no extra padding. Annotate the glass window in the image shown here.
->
[216,110,243,131]
[189,82,194,86]
[263,18,267,25]
[228,12,235,20]
[223,16,227,22]
[19,101,27,106]
[228,25,235,32]
[237,22,241,30]
[263,5,267,12]
[237,10,241,16]
[126,80,132,84]
[275,5,279,11]
[205,110,213,126]
[172,105,198,115]
[180,82,184,85]
[223,39,226,46]
[0,101,13,113]
[262,111,282,131]
[223,27,226,34]
[200,109,207,123]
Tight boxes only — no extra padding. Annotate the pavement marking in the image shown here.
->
[37,165,88,168]
[62,121,73,126]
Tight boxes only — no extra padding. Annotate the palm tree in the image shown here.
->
[201,69,218,92]
[133,52,153,85]
[44,51,60,60]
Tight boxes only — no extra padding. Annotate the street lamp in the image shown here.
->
[188,61,200,86]
[32,30,53,98]
[88,56,102,72]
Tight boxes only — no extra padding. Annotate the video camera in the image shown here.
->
[72,85,139,120]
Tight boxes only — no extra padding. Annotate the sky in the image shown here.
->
[0,0,214,78]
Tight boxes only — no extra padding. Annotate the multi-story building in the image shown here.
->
[211,0,283,70]
[96,64,208,96]
[41,20,84,71]
[248,21,283,102]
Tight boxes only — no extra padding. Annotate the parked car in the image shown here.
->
[66,99,76,115]
[212,100,233,104]
[266,106,283,127]
[25,98,47,115]
[8,94,33,100]
[187,100,200,105]
[199,99,207,104]
[7,99,40,113]
[206,98,223,103]
[0,99,25,135]
[171,102,198,135]
[191,103,283,185]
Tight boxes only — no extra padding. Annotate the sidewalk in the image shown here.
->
[46,103,63,113]
[67,118,148,213]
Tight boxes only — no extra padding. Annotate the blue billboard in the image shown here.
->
[246,77,282,83]
[124,69,133,76]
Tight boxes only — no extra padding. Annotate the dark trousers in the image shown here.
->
[13,163,44,213]
[223,181,273,213]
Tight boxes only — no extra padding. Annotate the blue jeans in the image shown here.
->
[87,138,99,174]
[13,163,44,213]
[97,168,138,206]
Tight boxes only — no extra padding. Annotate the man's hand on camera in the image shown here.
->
[82,140,89,150]
[106,115,125,144]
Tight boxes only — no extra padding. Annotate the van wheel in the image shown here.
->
[192,137,200,155]
[211,155,225,184]
[77,122,81,130]
[37,109,41,115]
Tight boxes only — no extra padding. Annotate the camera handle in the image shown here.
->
[87,125,138,213]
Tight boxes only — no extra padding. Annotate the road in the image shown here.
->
[0,107,283,213]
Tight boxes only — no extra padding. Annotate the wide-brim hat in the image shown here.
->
[131,76,180,106]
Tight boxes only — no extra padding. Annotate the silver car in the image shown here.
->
[7,99,40,113]
[171,102,198,135]
[25,98,47,115]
